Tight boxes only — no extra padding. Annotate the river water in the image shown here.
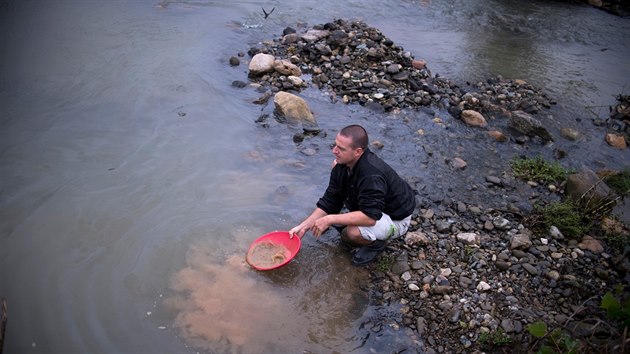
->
[1,0,628,353]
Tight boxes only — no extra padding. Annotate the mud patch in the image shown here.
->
[163,244,298,353]
[246,241,288,269]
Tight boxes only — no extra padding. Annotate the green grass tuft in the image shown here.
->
[603,167,630,197]
[526,201,591,239]
[510,156,569,184]
[376,254,393,272]
[479,328,511,346]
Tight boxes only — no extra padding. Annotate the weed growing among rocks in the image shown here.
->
[510,155,570,184]
[528,201,591,239]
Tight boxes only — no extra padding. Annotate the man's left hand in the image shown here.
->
[311,216,332,238]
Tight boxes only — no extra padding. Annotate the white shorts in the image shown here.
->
[358,213,412,242]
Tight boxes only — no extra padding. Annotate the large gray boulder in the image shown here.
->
[509,110,553,142]
[273,92,315,124]
[565,168,617,210]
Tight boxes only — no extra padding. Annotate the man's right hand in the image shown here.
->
[288,226,304,239]
[289,208,328,239]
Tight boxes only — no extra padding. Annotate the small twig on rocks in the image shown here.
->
[620,325,628,353]
[493,208,524,219]
[584,105,609,119]
[587,318,617,336]
[576,180,620,219]
[262,7,275,19]
[563,295,598,327]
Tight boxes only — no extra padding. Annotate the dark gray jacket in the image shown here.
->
[317,149,416,221]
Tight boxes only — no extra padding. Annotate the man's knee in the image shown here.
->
[342,226,371,246]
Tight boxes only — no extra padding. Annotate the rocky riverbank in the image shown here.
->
[231,18,629,353]
[364,199,629,353]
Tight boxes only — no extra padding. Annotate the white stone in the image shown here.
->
[549,226,564,239]
[301,29,329,42]
[409,284,420,291]
[456,232,479,245]
[287,75,303,86]
[477,281,491,291]
[248,53,275,75]
[493,217,510,229]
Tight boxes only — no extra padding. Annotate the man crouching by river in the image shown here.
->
[289,124,416,265]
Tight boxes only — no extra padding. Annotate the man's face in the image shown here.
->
[332,134,362,166]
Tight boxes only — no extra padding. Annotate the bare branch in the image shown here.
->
[262,7,275,19]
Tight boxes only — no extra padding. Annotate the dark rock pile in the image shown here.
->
[232,19,630,149]
[610,94,630,132]
[452,77,556,119]
[242,19,555,120]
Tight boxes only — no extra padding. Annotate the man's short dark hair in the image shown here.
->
[340,125,368,150]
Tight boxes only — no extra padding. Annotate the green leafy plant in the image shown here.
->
[376,254,393,272]
[527,321,581,354]
[510,156,569,184]
[528,321,547,338]
[603,167,630,197]
[601,285,630,330]
[463,245,475,258]
[478,328,511,346]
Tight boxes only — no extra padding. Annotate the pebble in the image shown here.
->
[522,263,539,275]
[459,336,472,348]
[486,176,502,185]
[547,270,561,281]
[477,281,491,291]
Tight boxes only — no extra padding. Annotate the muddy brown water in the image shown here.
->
[1,0,629,353]
[246,241,288,268]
